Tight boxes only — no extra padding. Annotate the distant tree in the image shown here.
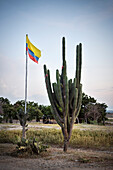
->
[14,100,25,120]
[0,97,10,105]
[78,93,96,122]
[14,100,25,109]
[0,101,4,115]
[85,103,100,123]
[84,103,108,125]
[39,105,53,123]
[27,101,43,122]
[14,100,42,139]
[14,100,42,122]
[0,97,15,123]
[0,99,4,123]
[96,103,108,125]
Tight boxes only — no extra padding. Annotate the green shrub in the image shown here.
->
[15,137,49,155]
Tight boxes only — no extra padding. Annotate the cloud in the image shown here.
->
[29,93,50,106]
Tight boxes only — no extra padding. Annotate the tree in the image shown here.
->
[39,105,53,123]
[44,37,82,152]
[27,101,43,122]
[78,93,96,123]
[14,100,43,122]
[0,97,15,123]
[0,99,4,123]
[84,103,108,125]
[14,100,43,139]
[14,100,28,139]
[96,103,108,125]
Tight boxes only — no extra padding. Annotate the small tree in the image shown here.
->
[78,93,96,123]
[0,97,15,123]
[44,37,82,152]
[14,100,28,139]
[27,102,43,122]
[85,103,107,125]
[85,103,101,123]
[14,100,42,139]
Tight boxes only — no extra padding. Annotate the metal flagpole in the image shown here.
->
[25,34,28,114]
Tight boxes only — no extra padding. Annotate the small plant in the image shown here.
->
[78,157,90,163]
[15,137,49,156]
[17,108,29,139]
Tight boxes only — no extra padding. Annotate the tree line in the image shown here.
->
[0,93,107,125]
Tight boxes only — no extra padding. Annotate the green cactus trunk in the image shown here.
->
[44,37,82,152]
[17,110,28,140]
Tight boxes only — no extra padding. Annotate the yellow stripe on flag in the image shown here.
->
[26,35,41,58]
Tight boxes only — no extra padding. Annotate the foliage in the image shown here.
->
[0,97,51,124]
[15,137,49,156]
[78,94,108,125]
[39,105,53,123]
[84,103,108,125]
[14,100,43,122]
[0,97,14,123]
[0,95,108,126]
[78,93,96,122]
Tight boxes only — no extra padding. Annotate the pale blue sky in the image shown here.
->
[0,0,113,110]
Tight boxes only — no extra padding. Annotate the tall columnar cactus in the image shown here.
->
[44,37,82,152]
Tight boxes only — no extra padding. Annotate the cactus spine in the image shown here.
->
[44,37,82,152]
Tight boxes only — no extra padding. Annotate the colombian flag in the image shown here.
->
[26,35,41,64]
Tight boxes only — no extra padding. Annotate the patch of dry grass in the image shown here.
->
[0,124,113,149]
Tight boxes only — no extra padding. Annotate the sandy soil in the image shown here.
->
[0,143,113,170]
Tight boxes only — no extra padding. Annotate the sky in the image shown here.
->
[0,0,113,110]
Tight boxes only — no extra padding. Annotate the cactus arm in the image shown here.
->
[69,78,77,109]
[78,43,82,84]
[44,65,63,127]
[50,106,63,128]
[52,83,63,115]
[75,45,79,87]
[68,79,72,91]
[56,70,64,109]
[76,43,82,88]
[75,84,82,118]
[52,83,60,106]
[65,76,69,117]
[47,69,64,125]
[62,37,65,65]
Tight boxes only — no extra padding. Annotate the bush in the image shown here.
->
[15,137,49,156]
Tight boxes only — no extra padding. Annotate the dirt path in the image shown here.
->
[0,144,113,170]
[1,123,113,132]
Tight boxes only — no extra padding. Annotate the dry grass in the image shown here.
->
[0,126,113,150]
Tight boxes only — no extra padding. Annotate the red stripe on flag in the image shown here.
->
[28,53,38,64]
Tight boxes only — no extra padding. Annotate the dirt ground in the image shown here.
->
[0,143,113,170]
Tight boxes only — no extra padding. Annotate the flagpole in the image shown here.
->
[25,34,28,114]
